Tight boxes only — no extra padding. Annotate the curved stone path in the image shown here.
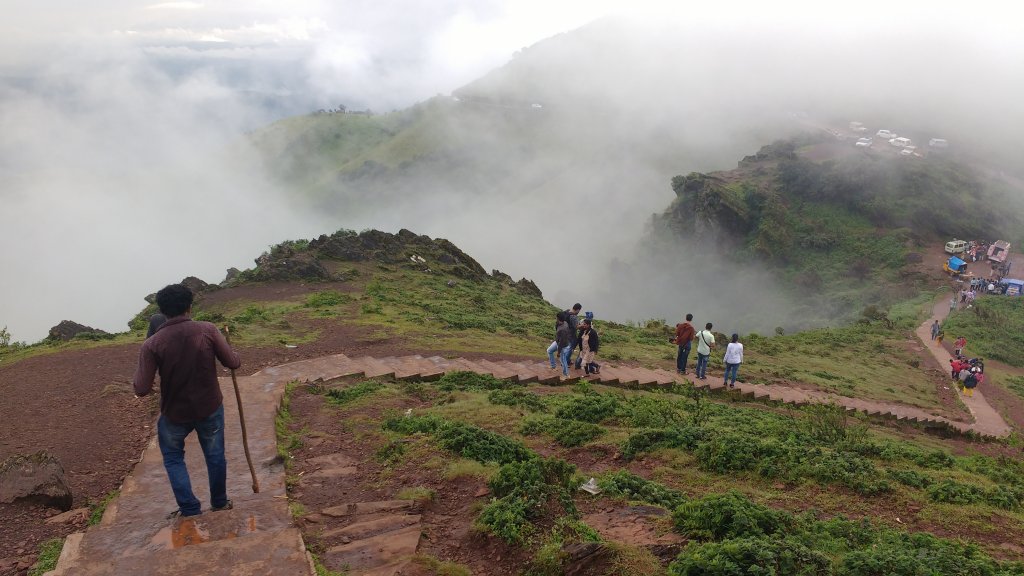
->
[914,295,1011,437]
[46,329,1011,575]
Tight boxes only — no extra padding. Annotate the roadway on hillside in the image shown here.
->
[916,295,1011,437]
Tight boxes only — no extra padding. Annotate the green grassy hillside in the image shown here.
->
[648,137,1024,327]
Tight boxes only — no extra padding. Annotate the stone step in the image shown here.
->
[52,527,310,576]
[633,369,660,386]
[65,498,294,563]
[324,525,421,573]
[403,355,446,380]
[447,357,488,375]
[322,500,417,518]
[513,361,560,384]
[476,359,519,381]
[500,361,539,383]
[322,514,421,540]
[354,356,397,379]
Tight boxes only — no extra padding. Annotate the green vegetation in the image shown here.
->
[325,381,385,405]
[667,490,1024,576]
[410,554,473,576]
[28,538,64,576]
[275,381,303,464]
[87,489,120,526]
[942,296,1024,367]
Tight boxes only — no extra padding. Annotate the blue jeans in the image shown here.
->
[676,342,691,373]
[157,404,228,516]
[547,341,559,368]
[560,345,573,376]
[696,353,710,378]
[724,363,739,384]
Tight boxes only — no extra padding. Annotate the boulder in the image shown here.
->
[180,276,218,294]
[515,278,543,299]
[47,321,108,342]
[0,451,73,511]
[223,268,241,283]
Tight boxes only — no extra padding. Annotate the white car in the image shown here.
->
[855,138,872,147]
[876,129,897,139]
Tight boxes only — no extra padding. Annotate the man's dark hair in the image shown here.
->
[156,284,194,317]
[572,303,582,311]
[557,311,567,322]
[705,322,713,330]
[686,313,693,321]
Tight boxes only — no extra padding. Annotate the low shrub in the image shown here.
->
[435,422,533,464]
[926,479,984,506]
[488,389,547,412]
[554,394,620,423]
[597,471,687,510]
[885,468,933,489]
[305,290,351,307]
[622,395,685,428]
[620,426,705,460]
[325,381,384,405]
[520,417,603,447]
[672,490,791,541]
[669,537,831,576]
[437,371,515,391]
[478,457,579,545]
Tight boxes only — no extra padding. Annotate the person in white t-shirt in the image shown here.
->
[694,322,716,380]
[723,333,743,388]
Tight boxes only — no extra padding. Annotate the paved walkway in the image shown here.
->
[45,371,314,575]
[47,334,1011,574]
[915,295,1011,437]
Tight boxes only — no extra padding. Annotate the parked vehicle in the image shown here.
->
[855,137,872,147]
[929,138,949,148]
[987,240,1011,263]
[1003,279,1024,296]
[877,129,897,139]
[944,239,968,254]
[944,256,968,276]
[890,137,912,147]
[849,121,867,132]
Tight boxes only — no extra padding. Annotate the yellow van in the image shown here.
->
[944,239,967,254]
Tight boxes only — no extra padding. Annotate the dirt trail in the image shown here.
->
[916,295,1011,437]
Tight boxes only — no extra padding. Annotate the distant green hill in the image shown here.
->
[600,135,1024,330]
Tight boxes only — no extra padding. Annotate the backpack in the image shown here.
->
[590,329,600,353]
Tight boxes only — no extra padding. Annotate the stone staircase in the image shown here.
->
[259,352,999,438]
[43,346,1006,576]
[44,370,315,576]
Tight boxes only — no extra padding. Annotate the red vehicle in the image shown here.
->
[988,240,1011,264]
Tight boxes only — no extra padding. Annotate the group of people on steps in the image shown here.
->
[931,319,985,398]
[671,313,744,387]
[547,303,601,376]
[546,307,744,387]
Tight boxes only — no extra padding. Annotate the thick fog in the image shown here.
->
[2,1,1023,341]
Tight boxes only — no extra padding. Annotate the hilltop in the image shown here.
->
[6,228,1024,574]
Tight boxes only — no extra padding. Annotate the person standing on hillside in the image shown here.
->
[722,333,743,388]
[547,311,566,370]
[555,312,573,377]
[565,303,582,369]
[671,314,696,375]
[930,320,940,341]
[134,284,241,518]
[954,336,967,357]
[694,322,716,380]
[578,318,600,375]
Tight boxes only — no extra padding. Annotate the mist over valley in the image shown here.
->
[2,5,1023,341]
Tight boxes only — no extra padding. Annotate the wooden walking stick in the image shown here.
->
[224,326,260,493]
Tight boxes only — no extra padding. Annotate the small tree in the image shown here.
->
[0,325,10,348]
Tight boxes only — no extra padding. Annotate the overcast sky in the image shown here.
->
[1,0,1023,341]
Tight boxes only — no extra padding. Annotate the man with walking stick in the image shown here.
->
[134,283,241,518]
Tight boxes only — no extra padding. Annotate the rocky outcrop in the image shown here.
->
[47,321,108,342]
[0,451,73,511]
